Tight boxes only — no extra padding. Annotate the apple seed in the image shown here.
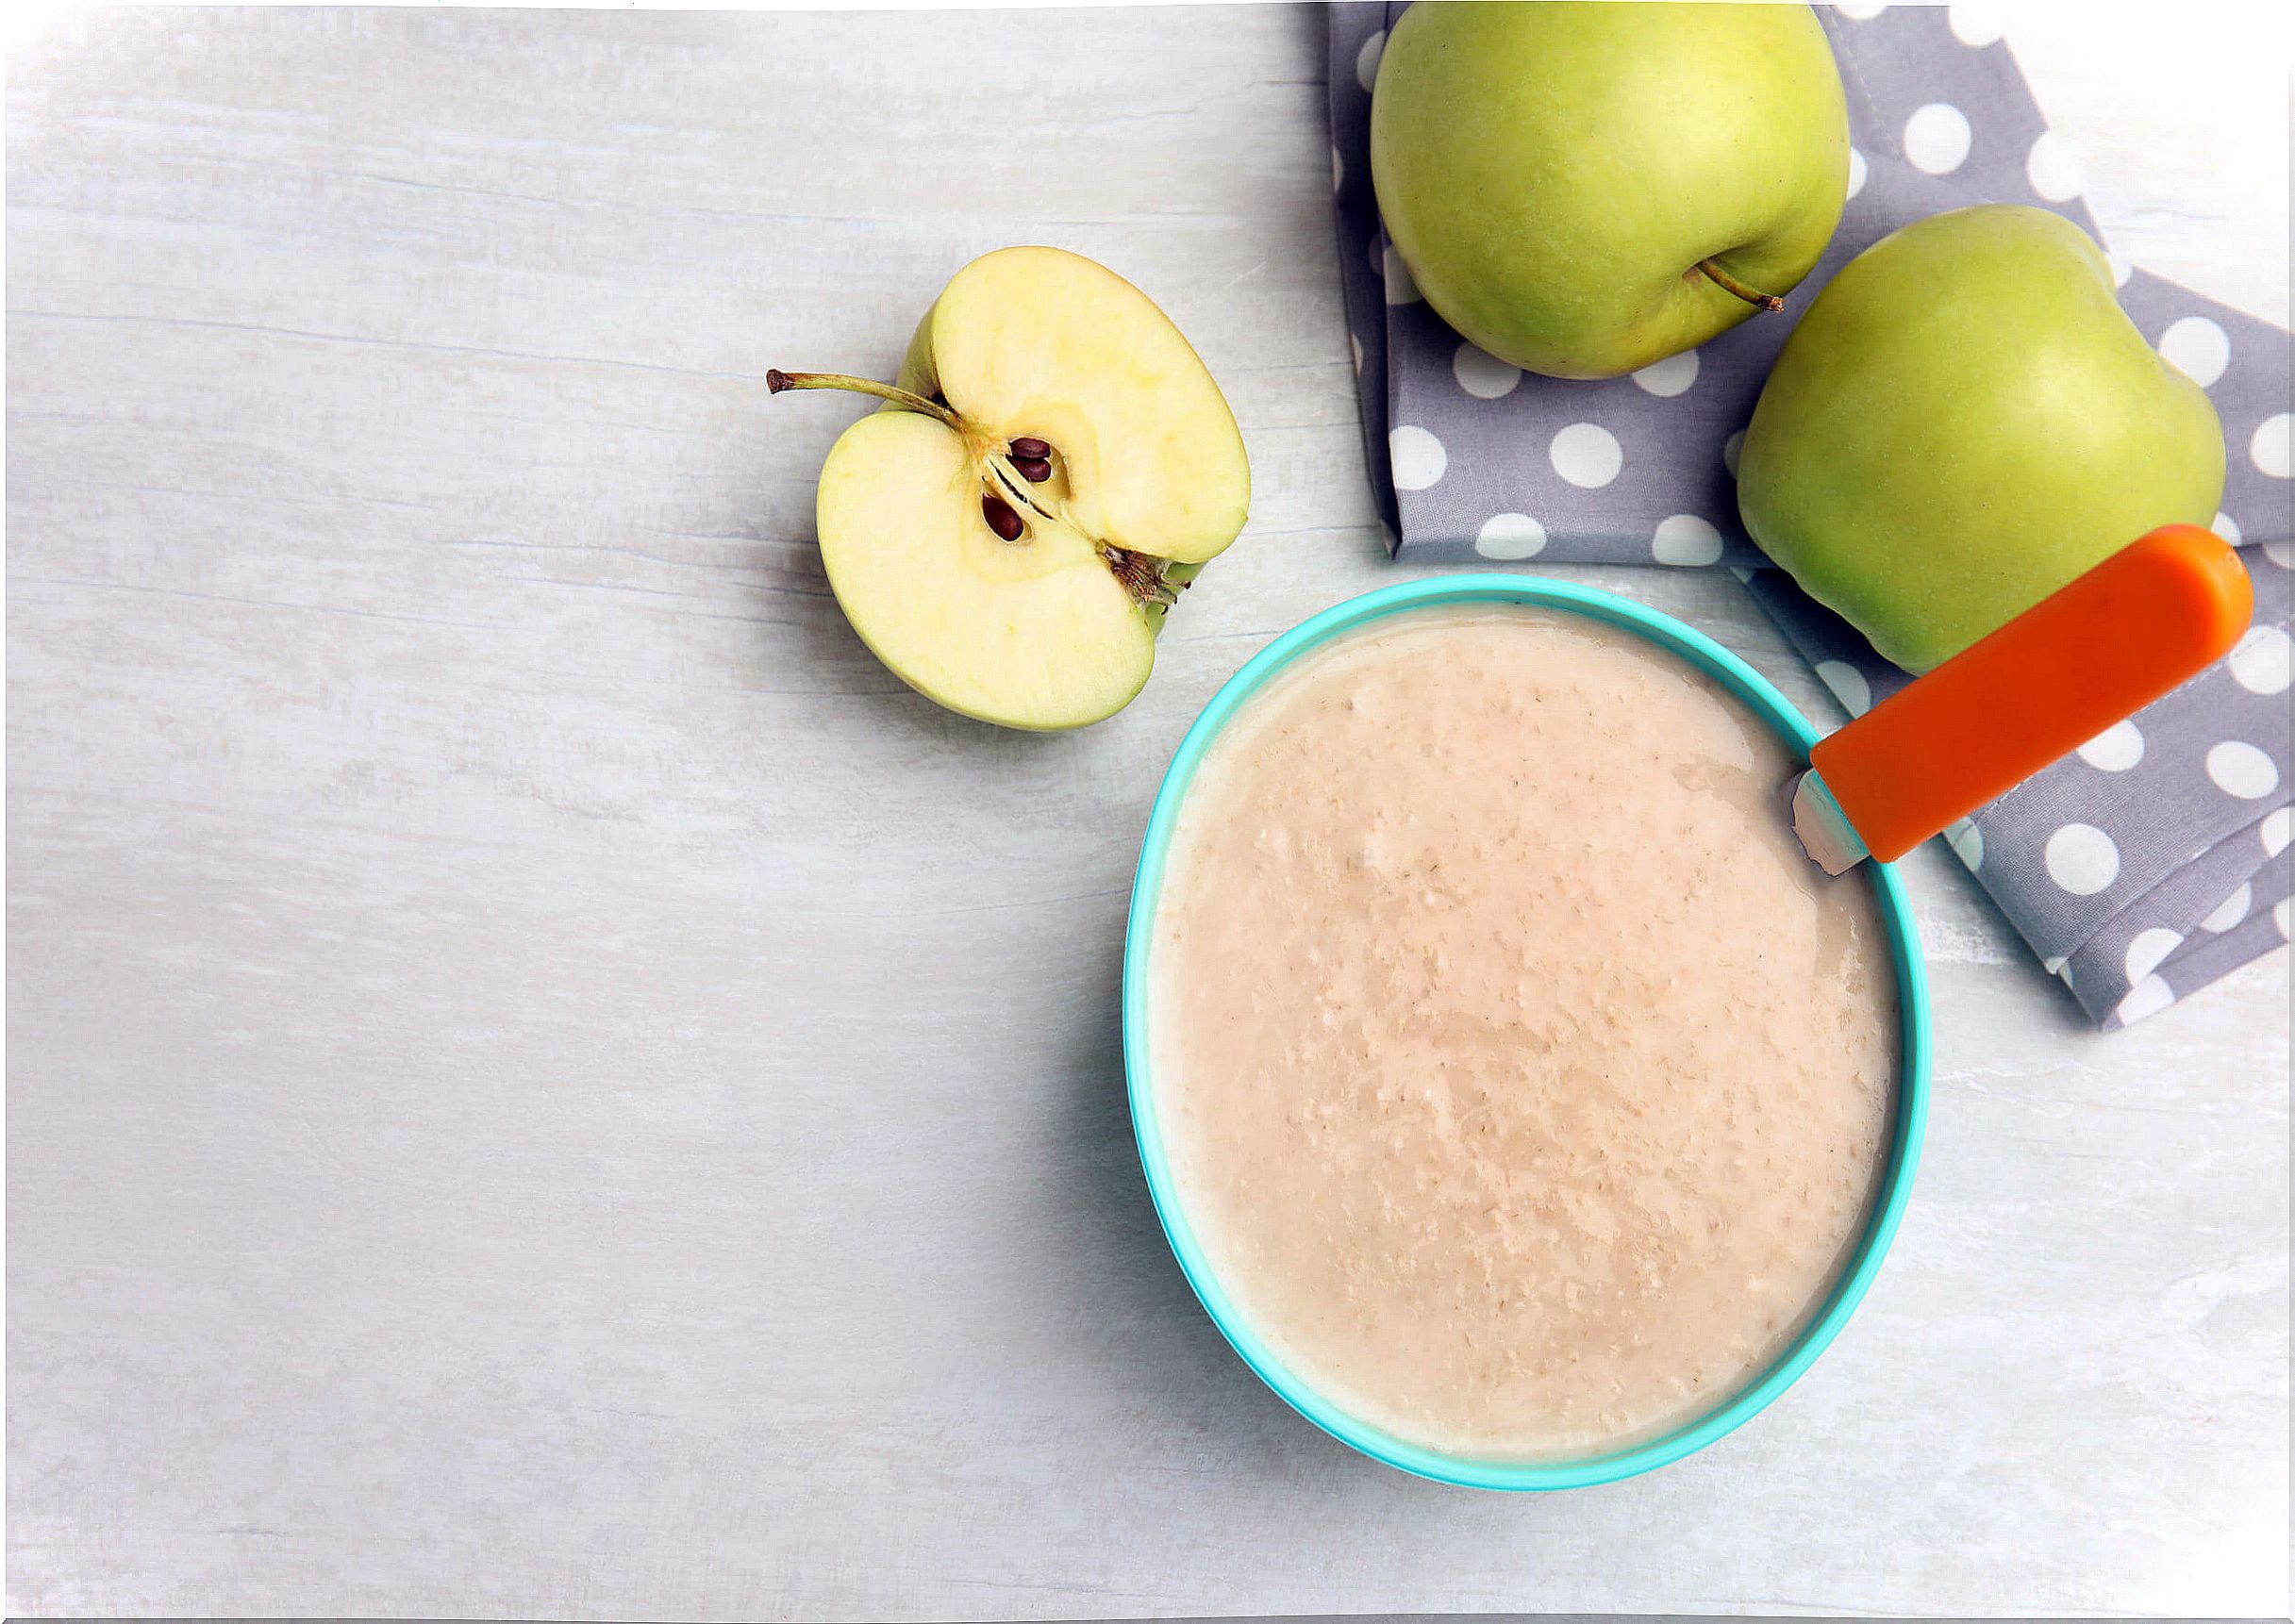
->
[1008,437,1052,460]
[1012,456,1053,483]
[982,493,1025,541]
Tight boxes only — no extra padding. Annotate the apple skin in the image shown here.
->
[1369,1,1849,379]
[1737,206,2226,673]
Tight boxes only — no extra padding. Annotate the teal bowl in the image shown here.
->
[1122,574,1931,1490]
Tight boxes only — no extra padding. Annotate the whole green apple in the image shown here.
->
[1737,205,2226,673]
[1369,1,1849,379]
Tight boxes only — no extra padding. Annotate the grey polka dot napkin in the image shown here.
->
[1329,1,2292,1029]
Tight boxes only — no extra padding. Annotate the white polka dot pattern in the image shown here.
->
[2123,927,2183,984]
[1548,423,1621,489]
[2076,720,2144,772]
[1355,28,1384,92]
[1378,241,1419,306]
[1947,5,2005,46]
[1475,513,1545,561]
[2159,316,2230,388]
[1389,425,1445,491]
[2046,824,2120,896]
[1451,343,1521,400]
[2200,883,2253,934]
[1815,659,1871,718]
[1904,103,1971,174]
[2252,413,2291,478]
[2024,131,2081,201]
[1630,350,1699,398]
[2205,740,2279,800]
[1651,515,1723,567]
[2228,626,2290,695]
[2113,974,2176,1027]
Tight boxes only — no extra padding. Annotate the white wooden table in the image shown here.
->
[7,6,2287,1617]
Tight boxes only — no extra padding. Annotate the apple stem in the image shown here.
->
[766,369,966,430]
[1693,259,1786,313]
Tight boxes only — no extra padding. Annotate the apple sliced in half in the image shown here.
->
[773,246,1250,730]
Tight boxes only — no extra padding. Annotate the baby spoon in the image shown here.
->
[1789,525,2254,874]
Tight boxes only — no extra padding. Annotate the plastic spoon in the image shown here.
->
[1789,525,2254,874]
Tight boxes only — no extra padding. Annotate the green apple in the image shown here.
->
[773,246,1250,729]
[1737,206,2226,672]
[1369,1,1849,379]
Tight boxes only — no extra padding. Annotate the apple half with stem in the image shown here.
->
[772,246,1250,730]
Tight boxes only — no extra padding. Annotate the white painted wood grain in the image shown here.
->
[6,6,2287,1618]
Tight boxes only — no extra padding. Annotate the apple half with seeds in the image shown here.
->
[772,246,1251,730]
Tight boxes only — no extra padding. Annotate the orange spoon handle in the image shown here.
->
[1810,525,2253,864]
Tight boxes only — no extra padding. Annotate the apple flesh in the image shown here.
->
[1370,1,1849,379]
[775,246,1250,730]
[1737,206,2226,672]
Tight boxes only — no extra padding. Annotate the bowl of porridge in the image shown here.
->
[1123,575,1929,1488]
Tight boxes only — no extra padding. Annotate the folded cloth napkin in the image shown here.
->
[1328,1,2292,1028]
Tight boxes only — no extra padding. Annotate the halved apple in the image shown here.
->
[773,246,1250,730]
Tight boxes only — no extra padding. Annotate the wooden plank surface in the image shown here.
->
[7,6,2287,1617]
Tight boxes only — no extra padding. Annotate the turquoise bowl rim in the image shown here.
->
[1121,573,1932,1491]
